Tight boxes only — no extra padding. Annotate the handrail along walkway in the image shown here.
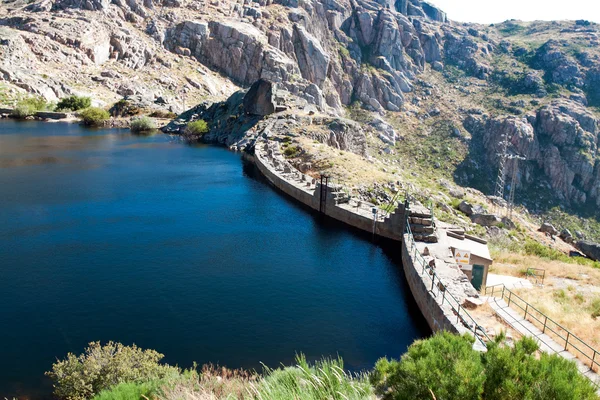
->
[486,284,600,372]
[405,218,489,348]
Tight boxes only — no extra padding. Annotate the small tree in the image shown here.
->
[11,96,51,118]
[371,332,599,400]
[11,103,37,119]
[185,120,209,136]
[130,116,156,133]
[45,341,179,400]
[79,107,110,127]
[371,332,485,400]
[57,96,92,111]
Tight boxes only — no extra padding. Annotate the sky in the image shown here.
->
[428,0,600,24]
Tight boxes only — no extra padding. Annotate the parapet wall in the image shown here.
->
[401,235,466,335]
[254,139,405,241]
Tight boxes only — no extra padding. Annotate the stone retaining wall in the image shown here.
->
[401,235,467,335]
[254,138,405,240]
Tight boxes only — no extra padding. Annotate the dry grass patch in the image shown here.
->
[490,252,600,285]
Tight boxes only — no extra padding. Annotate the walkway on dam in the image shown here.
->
[485,296,600,391]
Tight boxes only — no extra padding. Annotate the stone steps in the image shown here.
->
[411,224,435,235]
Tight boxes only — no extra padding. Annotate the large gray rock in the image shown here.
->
[243,79,275,116]
[470,213,502,227]
[458,200,484,216]
[576,241,600,261]
[540,222,559,236]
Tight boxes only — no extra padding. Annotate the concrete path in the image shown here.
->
[484,296,600,390]
[487,273,533,289]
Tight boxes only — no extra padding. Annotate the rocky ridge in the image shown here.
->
[2,0,600,229]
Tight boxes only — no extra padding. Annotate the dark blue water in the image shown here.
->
[0,120,428,398]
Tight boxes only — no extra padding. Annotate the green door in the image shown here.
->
[472,265,485,291]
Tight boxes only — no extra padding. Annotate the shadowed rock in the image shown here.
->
[243,79,275,116]
[576,241,600,261]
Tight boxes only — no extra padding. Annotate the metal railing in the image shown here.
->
[525,267,545,285]
[485,284,600,373]
[428,200,436,230]
[405,221,489,348]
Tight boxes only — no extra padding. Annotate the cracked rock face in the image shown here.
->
[465,99,600,207]
[1,0,495,113]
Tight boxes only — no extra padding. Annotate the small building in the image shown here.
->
[446,233,493,291]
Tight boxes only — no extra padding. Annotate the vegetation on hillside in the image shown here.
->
[130,116,157,133]
[186,120,209,136]
[79,107,110,127]
[56,96,92,111]
[45,334,599,400]
[10,96,54,118]
[371,332,598,400]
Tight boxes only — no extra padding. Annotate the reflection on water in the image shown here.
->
[0,120,429,399]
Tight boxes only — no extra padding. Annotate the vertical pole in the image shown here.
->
[431,274,435,291]
[565,332,570,351]
[508,291,512,307]
[543,316,548,334]
[524,303,529,320]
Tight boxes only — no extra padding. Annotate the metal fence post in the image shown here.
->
[543,316,548,334]
[508,290,512,307]
[431,274,435,291]
[565,332,570,351]
[524,303,529,320]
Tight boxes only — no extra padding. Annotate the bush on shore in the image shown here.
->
[46,341,179,400]
[47,334,600,400]
[56,96,92,111]
[371,332,598,400]
[130,116,157,133]
[11,96,53,119]
[79,107,110,127]
[185,120,209,136]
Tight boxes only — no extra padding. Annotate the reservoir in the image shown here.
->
[0,120,428,398]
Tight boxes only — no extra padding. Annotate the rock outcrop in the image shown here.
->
[576,240,600,261]
[243,79,275,116]
[465,99,600,208]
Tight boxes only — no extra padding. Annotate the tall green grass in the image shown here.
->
[250,354,374,400]
[92,381,163,400]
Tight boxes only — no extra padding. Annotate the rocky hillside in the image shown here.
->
[1,0,600,235]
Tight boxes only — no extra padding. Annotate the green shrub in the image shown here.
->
[45,341,179,400]
[91,381,163,400]
[371,332,598,400]
[56,96,91,111]
[130,116,156,133]
[371,332,485,400]
[186,120,209,136]
[11,96,52,118]
[484,335,597,400]
[283,146,300,157]
[79,107,110,127]
[11,103,37,119]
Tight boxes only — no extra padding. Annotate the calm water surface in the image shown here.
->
[0,120,428,398]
